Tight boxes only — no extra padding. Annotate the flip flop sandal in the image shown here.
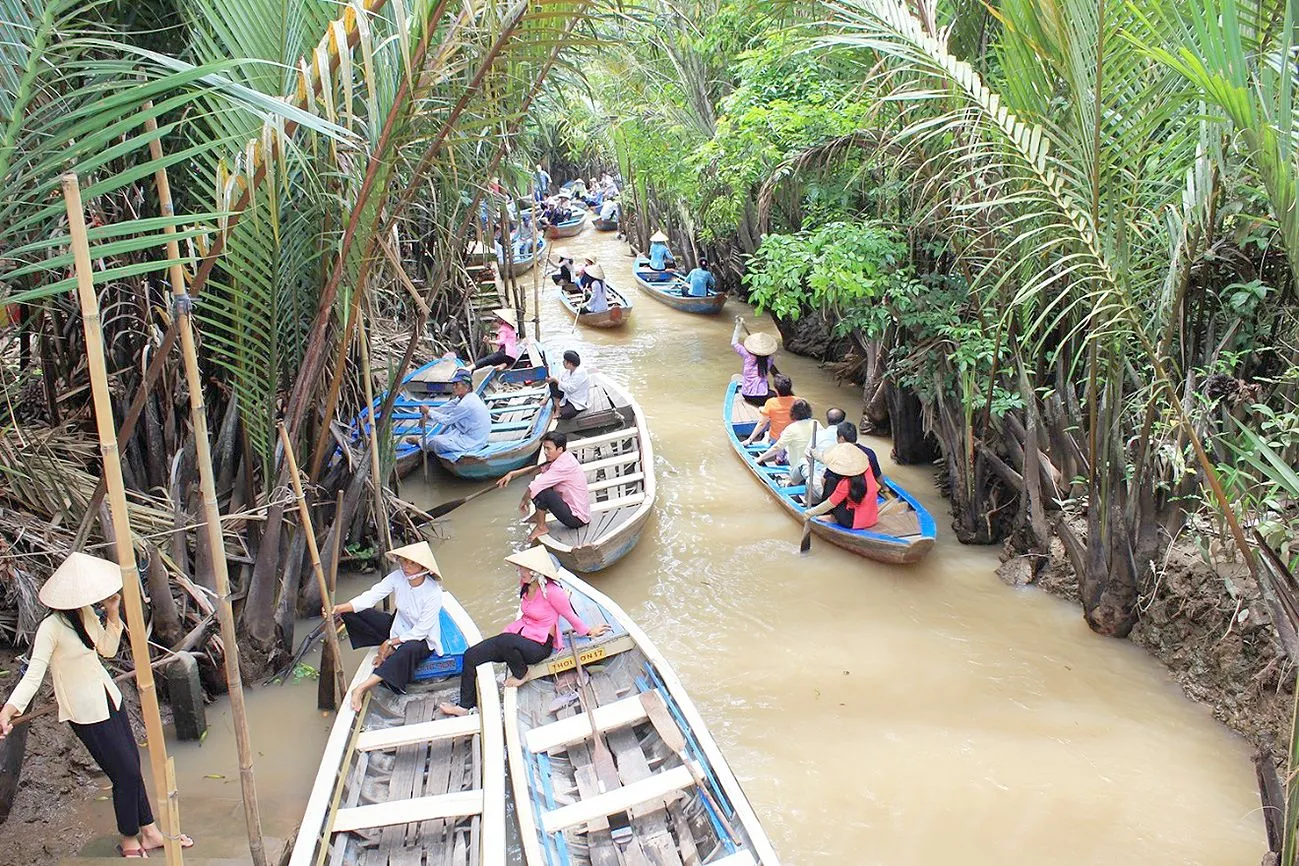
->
[116,845,148,858]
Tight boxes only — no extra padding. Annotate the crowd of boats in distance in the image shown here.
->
[317,231,938,864]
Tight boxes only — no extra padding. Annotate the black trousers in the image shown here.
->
[548,382,582,419]
[70,694,154,837]
[457,633,552,709]
[742,391,770,407]
[474,349,511,369]
[533,487,586,529]
[341,609,434,692]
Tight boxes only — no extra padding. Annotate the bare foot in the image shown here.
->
[503,676,526,688]
[439,702,469,717]
[141,832,193,851]
[349,689,366,713]
[527,527,547,542]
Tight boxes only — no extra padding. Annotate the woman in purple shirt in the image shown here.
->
[732,317,779,406]
[439,546,610,715]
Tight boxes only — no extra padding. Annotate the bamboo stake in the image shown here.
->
[61,173,183,866]
[531,205,541,341]
[318,491,346,711]
[357,306,393,556]
[277,423,348,704]
[144,120,268,866]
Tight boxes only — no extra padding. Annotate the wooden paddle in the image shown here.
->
[568,636,634,843]
[800,423,820,554]
[419,411,430,484]
[423,463,543,519]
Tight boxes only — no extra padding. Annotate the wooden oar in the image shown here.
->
[800,423,820,554]
[424,463,543,519]
[568,636,633,843]
[419,411,430,484]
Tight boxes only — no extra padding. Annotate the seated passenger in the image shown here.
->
[743,374,796,445]
[647,230,676,271]
[412,369,490,459]
[756,399,817,484]
[473,308,522,370]
[546,350,591,420]
[803,443,880,530]
[498,431,591,542]
[683,257,716,297]
[580,263,610,314]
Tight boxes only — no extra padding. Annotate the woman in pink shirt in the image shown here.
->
[497,431,590,541]
[439,546,610,715]
[473,308,523,370]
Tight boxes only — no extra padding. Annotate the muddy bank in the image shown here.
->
[1001,533,1292,755]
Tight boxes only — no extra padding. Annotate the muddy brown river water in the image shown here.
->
[117,228,1263,864]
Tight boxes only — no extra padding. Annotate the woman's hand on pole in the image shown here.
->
[0,704,19,738]
[331,602,353,620]
[102,592,121,622]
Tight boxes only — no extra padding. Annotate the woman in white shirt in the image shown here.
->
[546,350,591,420]
[0,553,193,858]
[330,541,445,712]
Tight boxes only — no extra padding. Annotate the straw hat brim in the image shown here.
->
[823,442,872,477]
[505,545,564,582]
[585,263,605,280]
[650,231,669,243]
[388,541,440,576]
[743,333,778,357]
[39,552,123,610]
[493,308,518,328]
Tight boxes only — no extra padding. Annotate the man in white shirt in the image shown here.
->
[756,399,818,484]
[807,407,846,497]
[331,541,444,711]
[599,197,619,221]
[546,350,591,420]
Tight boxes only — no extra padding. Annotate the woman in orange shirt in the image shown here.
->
[743,374,797,444]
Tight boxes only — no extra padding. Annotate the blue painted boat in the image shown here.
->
[632,268,727,315]
[504,560,782,866]
[288,591,506,866]
[632,254,678,282]
[544,212,587,238]
[723,379,936,563]
[537,375,654,572]
[500,236,548,278]
[436,347,554,480]
[556,279,632,329]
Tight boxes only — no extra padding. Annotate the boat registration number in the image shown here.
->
[545,645,609,673]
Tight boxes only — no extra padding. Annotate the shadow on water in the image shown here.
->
[146,227,1263,865]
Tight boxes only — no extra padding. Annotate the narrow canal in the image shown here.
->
[134,229,1263,865]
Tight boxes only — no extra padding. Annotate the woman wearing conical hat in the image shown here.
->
[0,553,195,857]
[802,443,880,530]
[647,229,677,271]
[330,542,445,712]
[731,316,780,407]
[439,547,610,717]
[473,307,524,373]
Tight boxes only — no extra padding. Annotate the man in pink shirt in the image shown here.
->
[497,431,590,541]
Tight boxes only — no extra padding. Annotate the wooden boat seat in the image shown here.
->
[579,451,641,475]
[332,789,484,833]
[354,714,480,752]
[539,764,696,834]
[566,426,638,451]
[587,471,644,494]
[524,693,651,754]
[493,418,542,432]
[547,493,644,524]
[484,386,549,402]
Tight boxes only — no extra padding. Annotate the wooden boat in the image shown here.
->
[545,213,587,238]
[631,255,678,283]
[632,269,727,315]
[723,378,936,564]
[437,348,554,480]
[289,592,504,866]
[504,562,782,866]
[556,280,633,330]
[592,215,618,232]
[501,236,548,278]
[537,375,654,571]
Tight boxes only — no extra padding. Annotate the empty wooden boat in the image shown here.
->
[723,378,936,564]
[501,237,548,278]
[504,563,782,866]
[592,215,618,231]
[556,280,633,330]
[537,375,654,572]
[289,592,504,866]
[545,213,588,238]
[632,257,726,314]
[438,349,554,480]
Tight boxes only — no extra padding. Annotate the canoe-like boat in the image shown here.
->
[556,280,633,330]
[537,375,654,571]
[631,255,677,283]
[504,561,782,866]
[592,216,618,232]
[501,237,548,278]
[632,269,727,315]
[289,592,504,866]
[545,214,587,239]
[723,378,936,563]
[437,348,554,480]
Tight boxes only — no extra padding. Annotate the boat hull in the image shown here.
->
[503,237,548,277]
[592,217,618,231]
[632,271,727,314]
[723,379,936,564]
[438,353,554,480]
[556,281,633,330]
[545,215,586,238]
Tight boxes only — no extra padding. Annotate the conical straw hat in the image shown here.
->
[388,541,440,576]
[584,263,605,280]
[650,230,669,243]
[493,308,517,328]
[39,552,123,610]
[505,545,564,582]
[743,332,778,356]
[823,442,871,477]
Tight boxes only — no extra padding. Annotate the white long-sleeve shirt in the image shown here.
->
[6,611,124,723]
[347,570,444,653]
[556,366,591,410]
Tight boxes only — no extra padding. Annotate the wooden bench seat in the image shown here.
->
[332,789,483,833]
[538,764,696,835]
[354,715,480,752]
[524,694,650,754]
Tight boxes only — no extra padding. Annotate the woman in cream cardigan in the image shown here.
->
[0,552,193,858]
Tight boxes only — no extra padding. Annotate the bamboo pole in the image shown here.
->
[318,491,346,711]
[357,306,393,556]
[143,121,268,866]
[277,423,348,704]
[61,173,183,866]
[531,205,542,341]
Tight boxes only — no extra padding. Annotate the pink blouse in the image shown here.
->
[496,323,522,360]
[503,580,590,650]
